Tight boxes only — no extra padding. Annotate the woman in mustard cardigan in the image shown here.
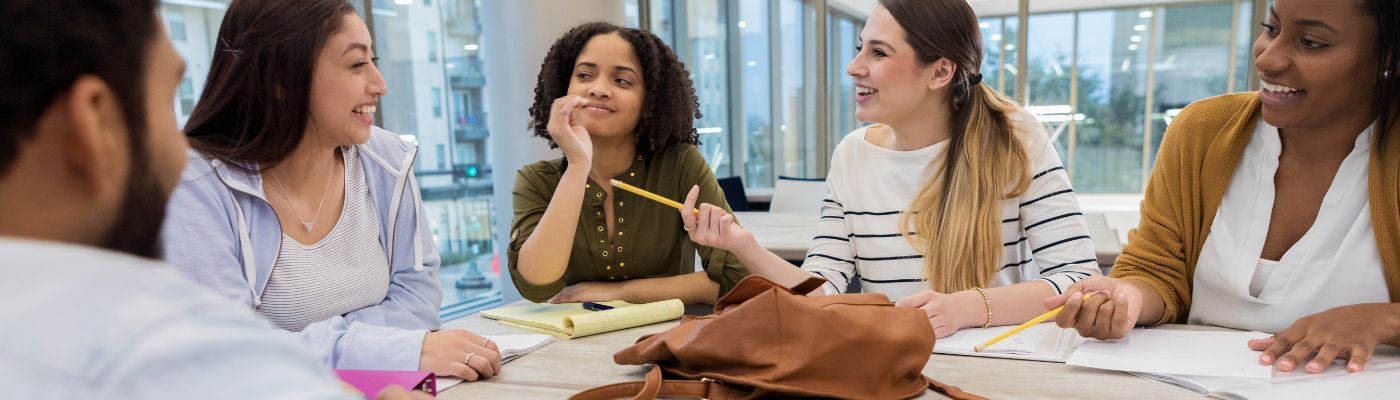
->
[1044,0,1398,374]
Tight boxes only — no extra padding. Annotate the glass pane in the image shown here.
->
[650,0,674,46]
[777,0,812,178]
[1003,16,1020,100]
[686,0,731,177]
[1150,2,1233,169]
[829,15,859,151]
[978,17,1005,94]
[738,0,773,188]
[1025,12,1075,163]
[373,0,501,313]
[1233,1,1255,93]
[624,0,640,28]
[1072,8,1149,193]
[159,1,231,128]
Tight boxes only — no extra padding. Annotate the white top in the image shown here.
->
[0,238,353,400]
[259,146,392,332]
[802,109,1101,301]
[1189,120,1389,333]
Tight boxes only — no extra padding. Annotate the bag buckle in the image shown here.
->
[699,377,720,400]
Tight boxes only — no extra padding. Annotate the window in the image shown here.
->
[436,144,446,170]
[737,0,773,188]
[427,31,438,62]
[979,0,1253,193]
[1070,8,1150,193]
[432,87,443,118]
[368,0,500,317]
[178,77,196,114]
[160,1,229,127]
[777,0,816,179]
[168,9,188,41]
[686,0,732,177]
[828,13,861,150]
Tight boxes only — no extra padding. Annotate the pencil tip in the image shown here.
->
[973,346,984,352]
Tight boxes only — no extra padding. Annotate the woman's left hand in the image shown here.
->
[895,289,977,338]
[1248,303,1400,373]
[548,281,627,304]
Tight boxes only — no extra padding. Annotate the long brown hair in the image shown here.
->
[1359,0,1398,143]
[183,0,357,171]
[882,0,1032,293]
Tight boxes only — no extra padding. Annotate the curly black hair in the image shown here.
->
[528,22,701,155]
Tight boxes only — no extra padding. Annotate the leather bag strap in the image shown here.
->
[926,374,988,400]
[569,368,742,400]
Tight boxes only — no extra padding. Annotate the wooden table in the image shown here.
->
[438,304,1197,399]
[735,211,1124,269]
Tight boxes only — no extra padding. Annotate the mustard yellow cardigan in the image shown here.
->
[1110,92,1400,325]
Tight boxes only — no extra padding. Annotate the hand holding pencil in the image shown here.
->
[1043,276,1146,341]
[610,180,754,252]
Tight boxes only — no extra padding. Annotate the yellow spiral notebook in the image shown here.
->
[480,299,684,339]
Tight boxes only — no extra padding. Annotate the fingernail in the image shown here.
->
[1278,360,1293,370]
[1259,355,1272,364]
[1306,362,1320,372]
[1349,363,1361,372]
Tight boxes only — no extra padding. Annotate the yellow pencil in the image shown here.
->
[610,179,700,215]
[973,292,1100,352]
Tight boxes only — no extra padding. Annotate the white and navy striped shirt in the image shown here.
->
[803,109,1099,302]
[258,146,392,332]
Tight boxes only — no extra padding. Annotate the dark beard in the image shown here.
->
[99,156,169,259]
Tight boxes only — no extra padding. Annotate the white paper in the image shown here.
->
[1133,349,1400,400]
[436,334,555,391]
[934,322,1084,362]
[1066,329,1273,379]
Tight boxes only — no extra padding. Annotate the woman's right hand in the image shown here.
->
[680,185,755,252]
[1041,276,1144,340]
[419,329,502,382]
[547,95,594,166]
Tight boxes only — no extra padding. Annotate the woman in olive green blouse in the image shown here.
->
[508,22,748,304]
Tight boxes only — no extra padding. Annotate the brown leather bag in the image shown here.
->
[571,275,985,400]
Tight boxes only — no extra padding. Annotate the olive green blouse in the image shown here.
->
[507,144,749,302]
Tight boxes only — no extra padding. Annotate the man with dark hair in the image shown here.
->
[0,1,415,398]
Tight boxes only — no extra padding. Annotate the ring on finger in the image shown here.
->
[482,338,492,347]
[683,224,696,231]
[465,352,476,364]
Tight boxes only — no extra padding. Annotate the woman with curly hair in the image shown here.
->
[508,22,748,305]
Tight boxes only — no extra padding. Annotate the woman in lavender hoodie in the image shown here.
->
[160,0,499,382]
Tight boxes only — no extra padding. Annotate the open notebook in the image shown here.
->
[481,299,684,339]
[934,322,1085,362]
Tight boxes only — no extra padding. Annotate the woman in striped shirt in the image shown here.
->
[681,0,1099,338]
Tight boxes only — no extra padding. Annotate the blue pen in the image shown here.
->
[582,302,615,311]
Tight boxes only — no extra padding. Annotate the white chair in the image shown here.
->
[768,176,828,214]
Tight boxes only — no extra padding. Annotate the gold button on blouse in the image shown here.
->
[595,192,603,198]
[602,250,609,257]
[617,217,624,224]
[596,226,604,232]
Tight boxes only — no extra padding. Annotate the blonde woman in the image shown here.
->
[681,0,1099,338]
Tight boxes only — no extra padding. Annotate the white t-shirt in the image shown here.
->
[802,109,1101,301]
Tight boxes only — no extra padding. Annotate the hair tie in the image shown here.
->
[968,72,983,86]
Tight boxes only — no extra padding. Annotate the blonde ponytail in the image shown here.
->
[899,83,1032,293]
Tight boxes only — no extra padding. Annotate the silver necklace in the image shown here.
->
[270,154,337,233]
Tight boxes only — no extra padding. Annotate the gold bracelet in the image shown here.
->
[971,287,992,329]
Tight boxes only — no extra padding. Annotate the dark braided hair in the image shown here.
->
[528,22,701,155]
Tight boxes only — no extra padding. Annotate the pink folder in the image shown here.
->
[334,369,437,397]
